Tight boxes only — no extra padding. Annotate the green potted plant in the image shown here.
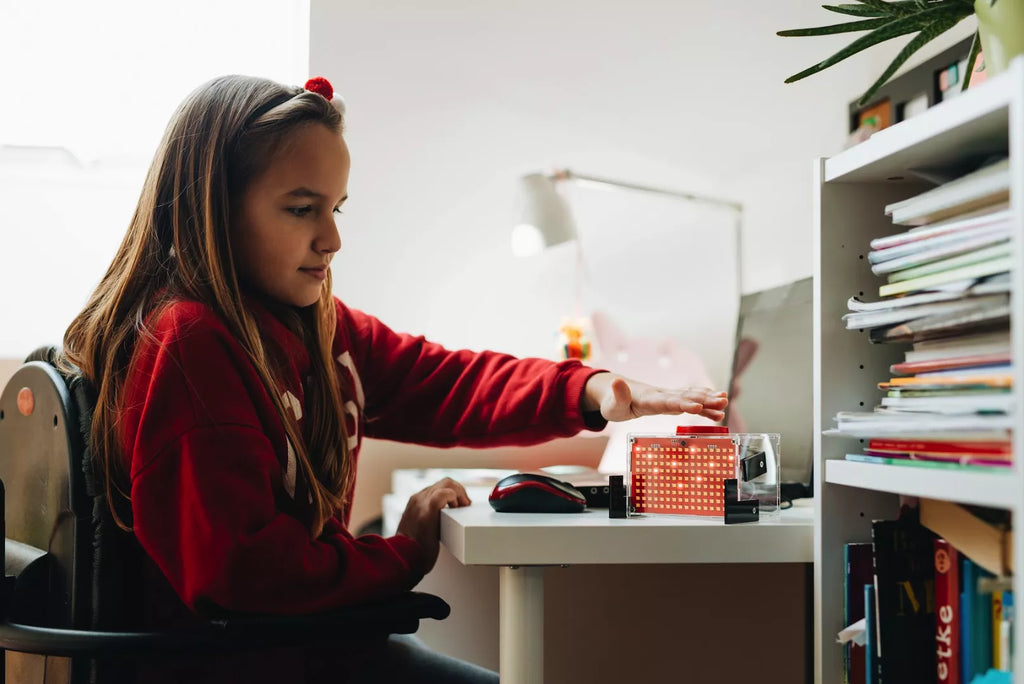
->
[778,0,1024,105]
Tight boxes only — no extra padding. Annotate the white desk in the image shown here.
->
[440,501,814,684]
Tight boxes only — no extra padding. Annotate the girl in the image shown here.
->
[62,74,727,683]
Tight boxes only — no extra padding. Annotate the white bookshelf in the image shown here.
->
[813,57,1024,683]
[826,460,1020,510]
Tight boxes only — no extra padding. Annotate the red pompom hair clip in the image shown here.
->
[304,77,334,101]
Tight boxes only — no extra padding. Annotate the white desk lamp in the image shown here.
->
[511,168,746,474]
[511,168,743,265]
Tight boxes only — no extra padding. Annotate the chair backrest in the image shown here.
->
[1,351,145,609]
[0,358,92,683]
[0,352,148,683]
[0,360,91,628]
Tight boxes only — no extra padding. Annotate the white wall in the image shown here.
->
[0,1,977,375]
[0,0,309,360]
[309,0,976,385]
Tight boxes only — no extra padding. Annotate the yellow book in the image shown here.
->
[880,375,1013,388]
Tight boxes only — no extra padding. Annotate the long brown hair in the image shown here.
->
[62,75,352,537]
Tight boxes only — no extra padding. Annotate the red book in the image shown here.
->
[869,439,1011,457]
[935,539,961,684]
[891,352,1012,375]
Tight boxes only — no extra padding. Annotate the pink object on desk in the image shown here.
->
[588,311,716,473]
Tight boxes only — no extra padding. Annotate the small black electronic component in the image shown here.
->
[608,475,627,519]
[723,478,739,502]
[578,484,610,508]
[725,499,760,524]
[723,478,760,524]
[740,449,768,482]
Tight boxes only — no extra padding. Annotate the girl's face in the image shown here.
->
[232,123,349,308]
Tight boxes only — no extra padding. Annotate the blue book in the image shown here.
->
[962,557,974,682]
[865,583,878,684]
[967,669,1013,684]
[972,567,994,676]
[961,556,995,681]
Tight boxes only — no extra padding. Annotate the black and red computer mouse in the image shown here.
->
[488,473,587,513]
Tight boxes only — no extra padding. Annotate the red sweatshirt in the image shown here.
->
[120,296,603,677]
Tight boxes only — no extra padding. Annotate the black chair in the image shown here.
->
[0,350,449,683]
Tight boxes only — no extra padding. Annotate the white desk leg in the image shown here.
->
[499,565,544,684]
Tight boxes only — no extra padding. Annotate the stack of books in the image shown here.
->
[833,158,1014,471]
[841,501,1014,684]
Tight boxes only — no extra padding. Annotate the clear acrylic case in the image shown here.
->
[627,429,781,521]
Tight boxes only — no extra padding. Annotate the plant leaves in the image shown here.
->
[822,0,972,17]
[855,0,917,16]
[778,16,892,37]
[858,15,962,104]
[961,29,982,91]
[782,4,973,84]
[860,0,974,13]
[822,3,901,17]
[783,21,923,82]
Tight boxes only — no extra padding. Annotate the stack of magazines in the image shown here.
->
[834,158,1014,470]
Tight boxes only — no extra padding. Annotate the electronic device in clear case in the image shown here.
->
[627,426,781,522]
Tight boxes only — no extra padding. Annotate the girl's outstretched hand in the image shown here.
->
[583,372,728,423]
[396,477,471,575]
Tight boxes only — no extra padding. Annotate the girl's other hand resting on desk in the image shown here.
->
[583,372,728,423]
[396,477,471,574]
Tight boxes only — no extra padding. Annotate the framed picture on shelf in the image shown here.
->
[937,48,988,104]
[857,98,892,131]
[847,35,984,136]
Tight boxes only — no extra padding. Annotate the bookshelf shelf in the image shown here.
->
[813,56,1024,683]
[825,459,1019,510]
[824,69,1013,183]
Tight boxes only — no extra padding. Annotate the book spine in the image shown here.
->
[890,352,1012,375]
[997,591,1013,671]
[972,561,994,677]
[991,591,1003,670]
[960,556,996,681]
[960,556,973,683]
[868,439,1011,456]
[846,543,873,684]
[934,539,960,684]
[844,543,851,684]
[877,256,1013,297]
[866,583,878,684]
[872,518,939,683]
[886,243,1011,283]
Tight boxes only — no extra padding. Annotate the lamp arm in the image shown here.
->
[556,170,743,214]
[553,168,745,293]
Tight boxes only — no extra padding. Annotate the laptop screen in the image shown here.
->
[725,277,813,489]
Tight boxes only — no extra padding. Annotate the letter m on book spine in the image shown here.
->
[872,518,938,682]
[935,539,961,683]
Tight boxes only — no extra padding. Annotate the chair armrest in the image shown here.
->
[0,591,450,657]
[214,590,451,631]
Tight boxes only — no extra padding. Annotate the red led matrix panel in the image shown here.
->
[630,436,736,516]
